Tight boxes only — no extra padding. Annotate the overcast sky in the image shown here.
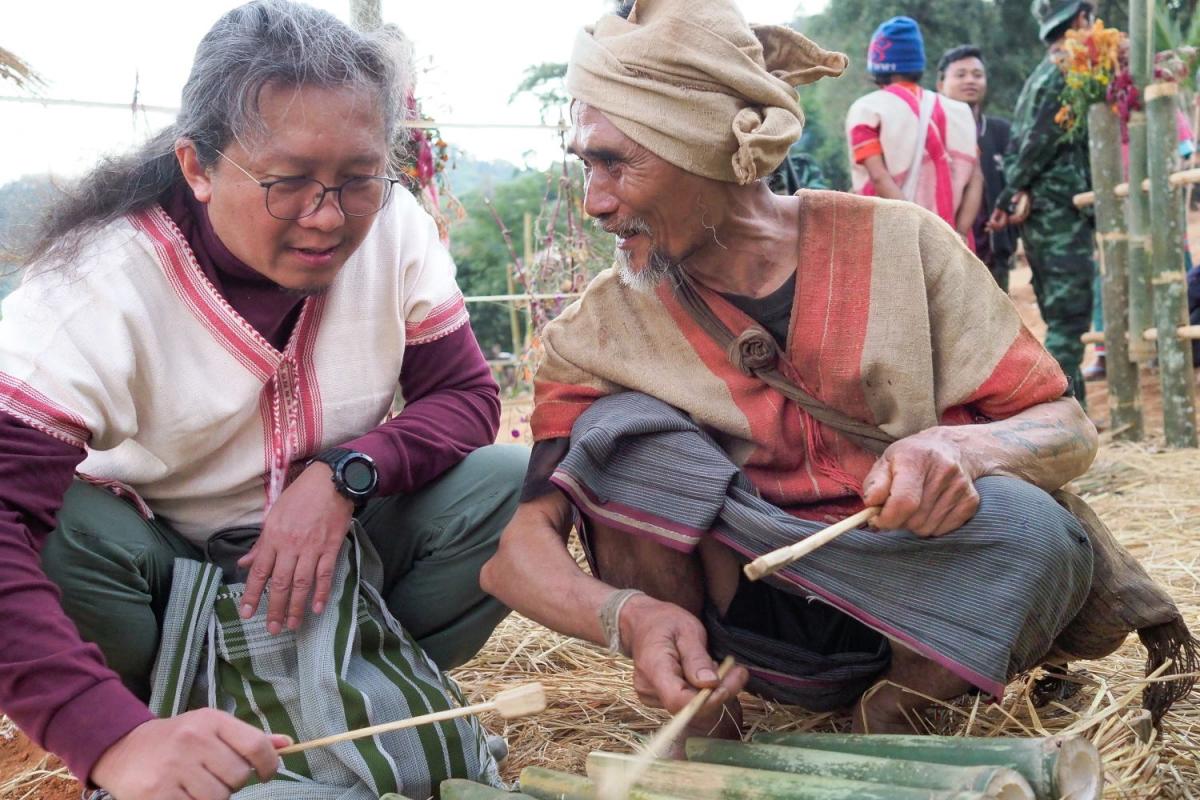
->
[1,0,830,188]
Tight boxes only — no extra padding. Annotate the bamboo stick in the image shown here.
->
[684,739,1032,798]
[751,732,1102,800]
[441,780,537,800]
[1087,102,1143,440]
[1127,0,1156,363]
[586,752,990,800]
[1146,81,1199,448]
[1072,168,1200,207]
[742,507,880,581]
[276,683,546,755]
[594,657,735,800]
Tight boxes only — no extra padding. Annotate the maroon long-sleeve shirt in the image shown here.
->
[0,189,500,783]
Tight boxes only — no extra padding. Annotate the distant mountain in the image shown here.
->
[440,149,520,197]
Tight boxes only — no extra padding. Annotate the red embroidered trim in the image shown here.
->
[0,373,90,448]
[406,293,468,345]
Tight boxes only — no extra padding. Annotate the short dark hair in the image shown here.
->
[937,45,985,79]
[873,71,924,87]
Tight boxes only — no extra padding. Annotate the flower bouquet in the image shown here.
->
[1055,19,1124,142]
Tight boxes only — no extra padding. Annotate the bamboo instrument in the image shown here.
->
[277,683,546,755]
[594,657,735,800]
[519,767,681,800]
[743,507,880,581]
[752,732,1102,800]
[441,780,539,800]
[684,739,1032,799]
[587,751,991,800]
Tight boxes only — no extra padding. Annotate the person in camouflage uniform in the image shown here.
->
[992,0,1095,402]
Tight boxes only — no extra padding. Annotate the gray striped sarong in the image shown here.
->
[148,526,501,799]
[551,393,1094,709]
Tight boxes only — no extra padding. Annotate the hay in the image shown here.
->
[1,440,1196,799]
[451,439,1200,799]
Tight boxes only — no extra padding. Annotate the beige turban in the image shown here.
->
[565,0,848,184]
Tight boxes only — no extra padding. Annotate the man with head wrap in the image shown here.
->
[482,0,1102,737]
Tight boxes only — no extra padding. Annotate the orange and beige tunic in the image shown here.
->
[531,190,1067,527]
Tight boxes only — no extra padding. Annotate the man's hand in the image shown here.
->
[620,595,748,730]
[238,463,355,633]
[91,710,291,800]
[986,207,1009,232]
[860,430,981,538]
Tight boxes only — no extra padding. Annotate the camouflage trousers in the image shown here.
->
[1021,203,1095,405]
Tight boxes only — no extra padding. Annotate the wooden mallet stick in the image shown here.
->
[743,506,881,582]
[596,656,736,800]
[277,683,546,755]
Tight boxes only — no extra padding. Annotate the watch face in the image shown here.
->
[343,459,375,493]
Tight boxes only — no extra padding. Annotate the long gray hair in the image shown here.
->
[20,0,413,268]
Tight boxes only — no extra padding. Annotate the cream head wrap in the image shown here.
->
[565,0,848,185]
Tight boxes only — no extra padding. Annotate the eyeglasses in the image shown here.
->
[215,149,400,220]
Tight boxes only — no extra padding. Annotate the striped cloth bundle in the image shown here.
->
[148,527,502,799]
[552,392,1094,707]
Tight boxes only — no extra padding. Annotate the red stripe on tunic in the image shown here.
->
[964,326,1069,418]
[530,380,607,440]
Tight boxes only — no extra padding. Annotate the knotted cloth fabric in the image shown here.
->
[565,0,848,184]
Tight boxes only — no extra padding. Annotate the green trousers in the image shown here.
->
[1021,200,1095,405]
[41,444,529,701]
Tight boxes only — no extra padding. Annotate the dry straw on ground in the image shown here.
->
[2,438,1198,799]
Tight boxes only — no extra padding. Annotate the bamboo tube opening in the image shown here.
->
[1055,737,1104,800]
[987,771,1035,800]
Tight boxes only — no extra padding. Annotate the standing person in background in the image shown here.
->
[846,16,984,241]
[991,0,1095,401]
[937,45,1017,292]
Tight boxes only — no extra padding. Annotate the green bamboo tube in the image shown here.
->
[1146,81,1199,448]
[518,766,680,800]
[752,733,1101,800]
[1126,0,1155,363]
[1087,101,1142,439]
[439,779,537,800]
[585,751,988,800]
[685,739,1032,799]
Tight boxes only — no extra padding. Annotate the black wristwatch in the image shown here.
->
[310,448,379,506]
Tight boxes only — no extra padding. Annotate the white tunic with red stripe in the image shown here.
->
[0,189,467,543]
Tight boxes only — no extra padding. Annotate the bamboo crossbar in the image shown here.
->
[1081,325,1200,345]
[1074,168,1200,207]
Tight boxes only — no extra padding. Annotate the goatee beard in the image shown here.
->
[616,246,674,293]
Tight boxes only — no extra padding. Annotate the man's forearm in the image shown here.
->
[479,492,616,646]
[938,398,1098,491]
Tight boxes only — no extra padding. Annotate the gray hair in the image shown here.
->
[19,0,414,269]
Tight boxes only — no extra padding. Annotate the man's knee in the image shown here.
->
[589,520,706,615]
[971,476,1092,596]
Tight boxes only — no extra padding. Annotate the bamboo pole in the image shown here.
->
[586,752,990,800]
[683,739,1032,798]
[519,767,681,800]
[523,212,535,350]
[1082,324,1200,343]
[1088,102,1143,439]
[441,780,537,800]
[1127,0,1156,363]
[1145,80,1199,447]
[751,732,1102,800]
